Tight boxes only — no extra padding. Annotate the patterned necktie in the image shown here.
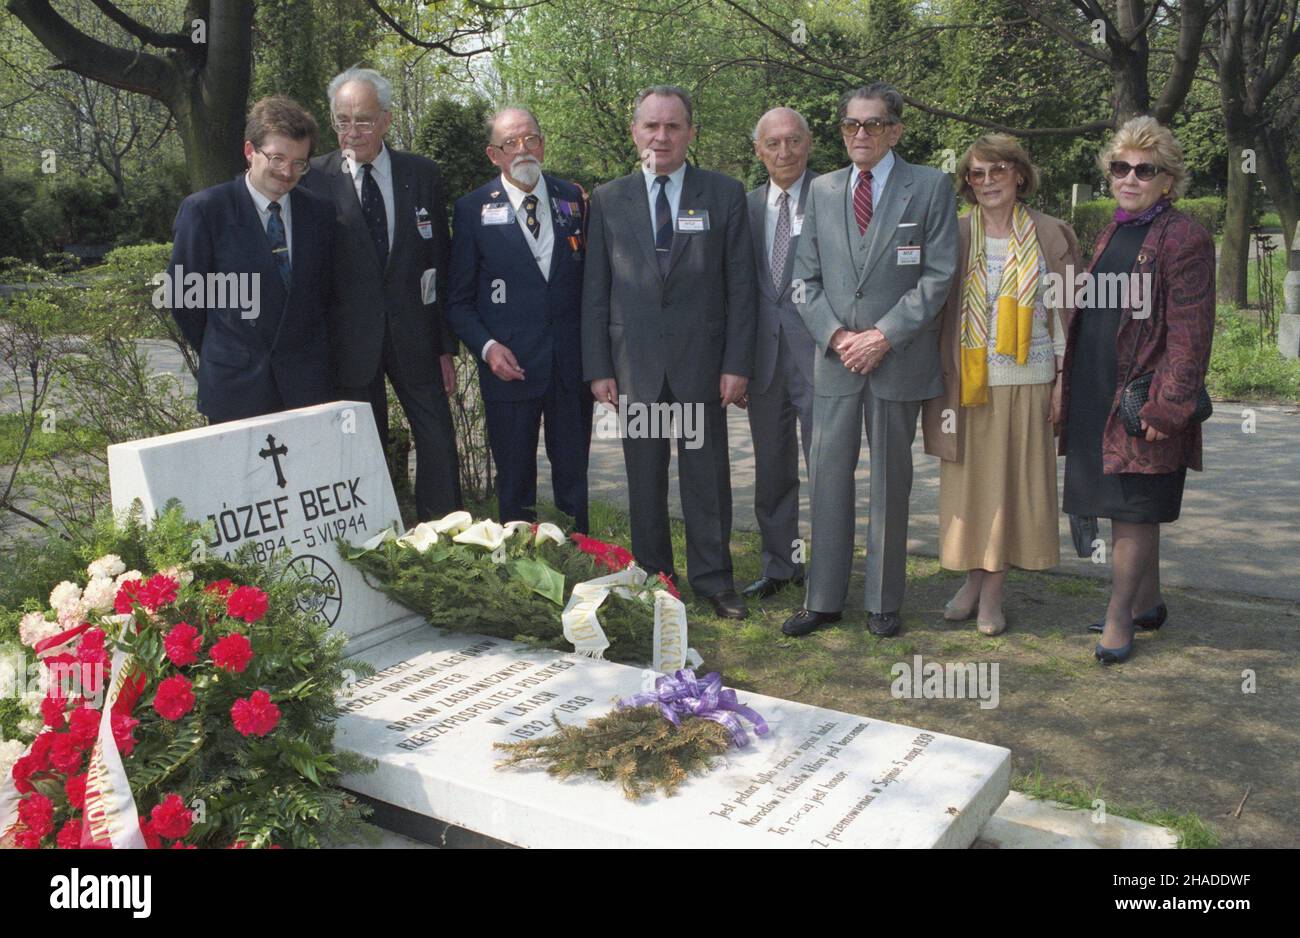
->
[854,170,874,236]
[266,201,291,288]
[770,188,791,291]
[522,194,540,239]
[654,174,672,276]
[361,163,389,269]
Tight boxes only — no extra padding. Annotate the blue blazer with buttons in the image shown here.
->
[168,176,335,423]
[446,174,586,403]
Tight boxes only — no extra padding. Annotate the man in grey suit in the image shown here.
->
[742,107,818,600]
[781,83,958,638]
[583,85,758,619]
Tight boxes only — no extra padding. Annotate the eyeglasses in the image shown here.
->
[255,147,309,175]
[1108,160,1164,181]
[332,118,380,135]
[839,118,898,138]
[489,134,543,154]
[965,163,1013,185]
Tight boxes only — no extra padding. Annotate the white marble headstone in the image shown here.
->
[337,629,1012,849]
[108,401,420,650]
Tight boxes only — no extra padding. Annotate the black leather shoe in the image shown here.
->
[781,608,841,636]
[741,574,803,600]
[707,589,748,620]
[868,612,902,637]
[1087,603,1167,634]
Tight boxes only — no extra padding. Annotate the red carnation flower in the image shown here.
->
[230,689,281,737]
[657,572,681,600]
[204,578,234,598]
[29,732,55,769]
[68,707,101,748]
[111,712,139,756]
[171,842,197,849]
[76,627,106,656]
[152,675,195,721]
[56,819,82,850]
[210,633,254,673]
[11,755,38,794]
[41,694,67,729]
[609,546,634,570]
[19,792,54,839]
[150,794,194,840]
[14,830,42,849]
[114,579,145,614]
[65,773,87,811]
[225,586,269,623]
[49,734,85,774]
[164,622,203,667]
[137,574,179,611]
[138,818,161,850]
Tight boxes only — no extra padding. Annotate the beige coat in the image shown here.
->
[920,207,1081,463]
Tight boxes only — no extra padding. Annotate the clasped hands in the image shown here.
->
[589,374,750,410]
[831,327,890,374]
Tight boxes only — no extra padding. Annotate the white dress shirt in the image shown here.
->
[348,142,396,250]
[764,173,806,265]
[642,161,687,243]
[482,173,553,360]
[848,148,895,217]
[245,172,293,261]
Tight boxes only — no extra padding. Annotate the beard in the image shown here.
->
[511,156,542,187]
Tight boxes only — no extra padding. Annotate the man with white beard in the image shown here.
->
[445,108,593,531]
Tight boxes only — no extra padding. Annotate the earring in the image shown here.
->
[1162,188,1170,195]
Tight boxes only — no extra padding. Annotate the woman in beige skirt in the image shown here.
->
[921,135,1081,634]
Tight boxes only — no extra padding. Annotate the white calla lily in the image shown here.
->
[453,520,508,551]
[503,521,534,540]
[431,511,473,535]
[534,522,565,547]
[397,523,440,553]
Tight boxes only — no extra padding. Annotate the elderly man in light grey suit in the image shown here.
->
[741,107,818,601]
[782,83,958,638]
[583,85,758,619]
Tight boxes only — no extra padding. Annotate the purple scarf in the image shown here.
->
[1114,197,1171,227]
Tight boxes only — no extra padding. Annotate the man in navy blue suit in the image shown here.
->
[168,96,335,424]
[446,108,592,532]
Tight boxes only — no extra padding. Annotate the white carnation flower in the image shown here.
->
[82,577,117,613]
[18,612,55,647]
[0,739,27,784]
[48,581,82,612]
[87,554,126,580]
[17,716,40,737]
[159,565,195,587]
[114,570,143,590]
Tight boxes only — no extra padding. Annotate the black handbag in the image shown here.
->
[1119,371,1213,437]
[1068,513,1099,558]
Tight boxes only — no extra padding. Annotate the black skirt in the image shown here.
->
[1062,223,1187,524]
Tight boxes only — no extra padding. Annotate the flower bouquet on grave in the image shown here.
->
[494,669,769,800]
[0,508,373,849]
[342,512,697,671]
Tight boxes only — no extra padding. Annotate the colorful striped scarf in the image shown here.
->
[960,202,1042,406]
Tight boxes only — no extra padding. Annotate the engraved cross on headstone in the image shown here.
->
[258,434,289,489]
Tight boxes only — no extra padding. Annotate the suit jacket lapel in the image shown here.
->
[622,173,660,278]
[328,152,383,279]
[545,176,571,283]
[666,164,704,278]
[233,178,284,348]
[775,169,815,291]
[387,150,415,279]
[857,158,913,287]
[750,187,771,299]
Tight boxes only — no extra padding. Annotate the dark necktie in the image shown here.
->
[266,201,291,288]
[522,193,540,239]
[654,174,672,276]
[361,163,389,269]
[770,189,791,291]
[853,170,874,236]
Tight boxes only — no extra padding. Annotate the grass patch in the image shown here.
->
[1208,306,1300,403]
[1013,767,1220,849]
[1048,575,1103,597]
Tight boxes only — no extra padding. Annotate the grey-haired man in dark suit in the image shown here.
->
[742,107,818,601]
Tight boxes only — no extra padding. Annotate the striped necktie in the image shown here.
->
[854,170,874,236]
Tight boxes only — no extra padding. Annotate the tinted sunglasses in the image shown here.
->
[1108,160,1163,181]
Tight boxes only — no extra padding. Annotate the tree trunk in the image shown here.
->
[1219,142,1254,306]
[1256,123,1300,249]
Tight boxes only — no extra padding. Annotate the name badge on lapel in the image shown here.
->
[416,206,433,239]
[481,202,513,225]
[896,244,921,266]
[675,209,709,233]
[791,214,804,237]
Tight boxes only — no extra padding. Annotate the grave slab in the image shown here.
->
[107,401,421,651]
[336,628,1011,849]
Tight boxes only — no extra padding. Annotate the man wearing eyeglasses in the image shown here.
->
[781,83,958,639]
[299,68,462,521]
[445,108,593,532]
[168,95,337,424]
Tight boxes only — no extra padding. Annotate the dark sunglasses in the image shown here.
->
[1108,160,1163,181]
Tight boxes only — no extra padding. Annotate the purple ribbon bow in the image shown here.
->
[618,669,770,748]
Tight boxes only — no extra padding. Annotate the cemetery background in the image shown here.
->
[1,0,1299,849]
